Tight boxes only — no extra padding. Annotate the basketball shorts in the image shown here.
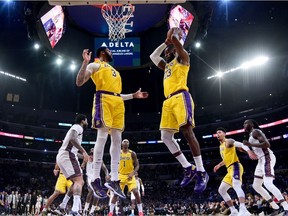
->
[55,173,73,194]
[223,162,243,186]
[160,91,195,131]
[254,153,275,178]
[91,92,125,131]
[56,151,82,180]
[119,173,137,192]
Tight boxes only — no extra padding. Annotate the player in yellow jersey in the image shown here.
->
[76,47,148,199]
[41,163,73,215]
[214,127,257,216]
[108,139,143,216]
[150,27,208,193]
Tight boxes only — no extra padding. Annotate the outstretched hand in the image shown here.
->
[133,88,149,99]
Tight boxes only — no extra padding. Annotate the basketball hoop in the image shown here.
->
[101,4,134,41]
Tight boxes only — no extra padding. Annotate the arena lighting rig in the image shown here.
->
[207,56,269,80]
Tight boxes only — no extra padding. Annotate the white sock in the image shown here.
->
[131,209,135,214]
[193,155,205,172]
[137,203,143,213]
[90,205,96,214]
[84,202,89,211]
[109,203,116,213]
[175,154,191,168]
[59,195,70,209]
[71,195,81,212]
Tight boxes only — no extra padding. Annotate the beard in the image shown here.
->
[83,124,88,130]
[166,54,175,63]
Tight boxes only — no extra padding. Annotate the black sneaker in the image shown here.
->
[180,165,197,187]
[270,208,281,216]
[53,206,67,215]
[104,180,126,199]
[283,210,288,216]
[194,171,209,193]
[89,178,107,199]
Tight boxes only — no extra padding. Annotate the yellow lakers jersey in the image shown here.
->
[119,150,134,175]
[163,58,189,98]
[220,140,240,167]
[90,59,122,94]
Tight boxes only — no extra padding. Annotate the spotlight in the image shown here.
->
[70,62,76,71]
[195,42,201,48]
[34,43,40,50]
[56,58,62,65]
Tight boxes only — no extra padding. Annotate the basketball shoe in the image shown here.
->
[194,171,209,193]
[89,178,107,199]
[104,180,126,199]
[180,165,197,187]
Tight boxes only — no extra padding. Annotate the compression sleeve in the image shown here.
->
[149,43,167,66]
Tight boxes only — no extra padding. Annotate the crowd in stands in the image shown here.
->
[1,159,288,215]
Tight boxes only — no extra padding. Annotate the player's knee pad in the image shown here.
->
[232,179,245,198]
[218,183,231,202]
[161,130,180,154]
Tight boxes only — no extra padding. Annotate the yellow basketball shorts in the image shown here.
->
[160,91,195,131]
[223,162,243,186]
[55,173,73,194]
[119,173,137,192]
[91,92,125,131]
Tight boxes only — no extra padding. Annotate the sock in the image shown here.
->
[175,154,191,168]
[131,209,135,214]
[42,208,47,211]
[137,203,143,213]
[71,195,81,212]
[109,203,116,213]
[84,202,89,211]
[193,155,205,172]
[90,205,96,214]
[59,195,70,209]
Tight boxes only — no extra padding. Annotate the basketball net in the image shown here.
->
[101,4,134,41]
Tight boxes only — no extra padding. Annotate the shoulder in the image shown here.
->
[71,124,83,134]
[87,62,101,74]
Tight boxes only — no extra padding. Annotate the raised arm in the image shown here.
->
[149,43,167,70]
[170,28,189,66]
[76,49,92,87]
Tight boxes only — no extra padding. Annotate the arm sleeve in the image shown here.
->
[234,141,250,152]
[121,94,133,101]
[86,62,101,74]
[141,184,145,192]
[149,43,167,65]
